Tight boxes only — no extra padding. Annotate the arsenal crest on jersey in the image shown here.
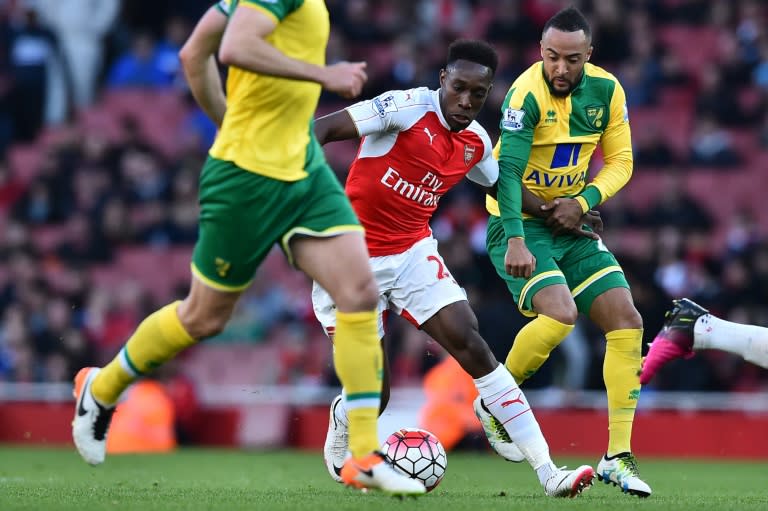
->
[464,145,476,166]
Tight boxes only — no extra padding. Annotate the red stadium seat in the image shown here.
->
[684,169,759,250]
[109,246,191,303]
[366,43,396,79]
[623,171,663,210]
[464,4,494,38]
[98,90,189,160]
[181,343,284,385]
[727,128,757,159]
[658,87,696,110]
[89,265,129,292]
[604,228,653,258]
[630,105,693,157]
[77,109,124,142]
[30,226,67,253]
[657,25,722,81]
[7,144,43,184]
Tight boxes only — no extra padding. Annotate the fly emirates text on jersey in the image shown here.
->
[380,168,444,207]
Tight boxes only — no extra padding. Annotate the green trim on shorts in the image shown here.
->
[572,265,623,298]
[572,267,628,316]
[518,270,565,317]
[191,263,252,292]
[281,225,364,267]
[486,215,630,315]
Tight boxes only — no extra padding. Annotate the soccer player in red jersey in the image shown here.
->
[314,39,597,498]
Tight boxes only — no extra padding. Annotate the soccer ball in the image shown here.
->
[381,427,447,492]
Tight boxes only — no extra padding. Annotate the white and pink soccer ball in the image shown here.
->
[380,427,447,492]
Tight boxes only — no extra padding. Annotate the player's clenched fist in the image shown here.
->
[322,61,368,99]
[505,237,536,279]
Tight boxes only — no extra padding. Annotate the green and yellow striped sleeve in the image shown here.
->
[497,87,540,239]
[576,81,633,213]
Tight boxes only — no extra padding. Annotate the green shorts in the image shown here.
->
[486,215,628,317]
[192,153,361,291]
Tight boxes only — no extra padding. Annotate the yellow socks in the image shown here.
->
[91,301,196,406]
[333,310,382,458]
[504,314,642,456]
[505,315,574,384]
[604,328,643,455]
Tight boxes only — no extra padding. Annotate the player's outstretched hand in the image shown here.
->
[322,61,368,99]
[505,238,536,279]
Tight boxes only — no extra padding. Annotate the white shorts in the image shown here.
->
[312,236,467,338]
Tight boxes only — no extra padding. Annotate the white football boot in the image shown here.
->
[323,395,349,482]
[72,367,115,465]
[543,465,595,498]
[596,453,652,497]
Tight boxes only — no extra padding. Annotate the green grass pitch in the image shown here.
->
[1,447,765,510]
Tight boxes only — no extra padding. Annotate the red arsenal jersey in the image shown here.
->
[344,87,498,256]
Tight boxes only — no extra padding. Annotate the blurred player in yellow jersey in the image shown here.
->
[480,6,651,497]
[71,0,424,496]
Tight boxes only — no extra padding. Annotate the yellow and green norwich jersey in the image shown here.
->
[486,62,633,238]
[210,0,329,181]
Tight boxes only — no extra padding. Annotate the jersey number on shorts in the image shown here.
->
[427,255,452,280]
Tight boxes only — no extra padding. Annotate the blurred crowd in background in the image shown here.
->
[0,0,767,394]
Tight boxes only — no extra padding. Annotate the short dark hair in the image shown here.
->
[542,6,591,40]
[447,39,498,75]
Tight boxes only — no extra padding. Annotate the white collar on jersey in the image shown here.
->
[431,89,454,131]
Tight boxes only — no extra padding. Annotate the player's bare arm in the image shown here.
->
[179,5,228,127]
[314,110,358,145]
[220,5,367,98]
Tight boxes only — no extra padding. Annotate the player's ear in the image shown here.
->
[439,68,447,86]
[586,46,593,61]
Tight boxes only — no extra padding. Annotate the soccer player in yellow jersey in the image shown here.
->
[71,0,425,496]
[481,7,651,497]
